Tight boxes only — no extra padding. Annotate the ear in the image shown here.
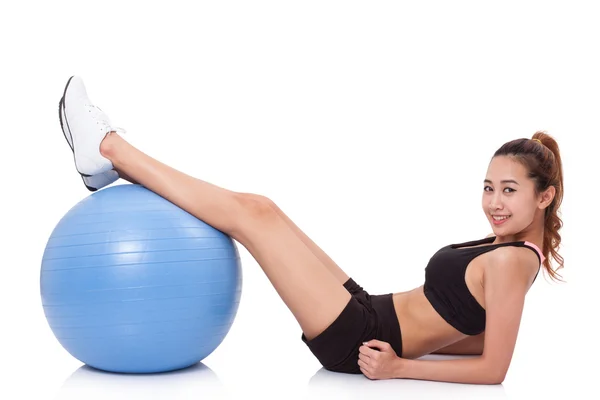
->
[538,186,556,210]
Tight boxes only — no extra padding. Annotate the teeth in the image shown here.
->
[493,215,510,220]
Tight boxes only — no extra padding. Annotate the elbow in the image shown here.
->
[487,373,505,385]
[480,357,508,385]
[486,367,507,385]
[481,358,508,384]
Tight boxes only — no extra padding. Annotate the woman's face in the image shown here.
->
[482,156,540,236]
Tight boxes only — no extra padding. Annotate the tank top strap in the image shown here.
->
[452,236,545,265]
[448,237,545,287]
[490,240,546,266]
[477,239,545,283]
[501,241,545,266]
[523,241,545,264]
[450,236,496,249]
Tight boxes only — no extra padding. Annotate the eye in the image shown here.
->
[483,186,516,193]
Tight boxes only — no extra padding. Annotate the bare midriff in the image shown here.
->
[390,241,501,358]
[391,286,469,359]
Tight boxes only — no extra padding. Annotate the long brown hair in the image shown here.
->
[492,131,564,281]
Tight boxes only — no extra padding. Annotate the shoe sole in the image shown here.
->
[58,87,99,192]
[61,76,94,178]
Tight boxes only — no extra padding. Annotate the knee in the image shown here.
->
[235,192,279,220]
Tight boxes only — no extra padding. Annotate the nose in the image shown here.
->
[489,193,504,212]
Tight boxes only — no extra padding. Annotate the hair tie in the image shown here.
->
[532,138,542,144]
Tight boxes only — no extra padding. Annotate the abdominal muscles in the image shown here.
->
[392,286,468,359]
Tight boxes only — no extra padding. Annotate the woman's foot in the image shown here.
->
[58,96,119,191]
[98,129,126,164]
[61,76,126,176]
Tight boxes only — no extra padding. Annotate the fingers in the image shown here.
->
[357,359,374,380]
[359,344,380,358]
[359,352,378,367]
[359,339,394,380]
[363,339,391,351]
[358,358,368,369]
[358,352,379,374]
[358,354,379,370]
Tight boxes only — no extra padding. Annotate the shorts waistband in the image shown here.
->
[370,293,403,358]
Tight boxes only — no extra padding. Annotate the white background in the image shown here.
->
[1,1,598,399]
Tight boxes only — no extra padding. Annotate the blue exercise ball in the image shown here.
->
[40,184,242,373]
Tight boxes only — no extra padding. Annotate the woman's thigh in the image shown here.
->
[234,195,352,341]
[268,200,351,285]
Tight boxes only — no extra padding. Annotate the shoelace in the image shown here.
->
[85,104,128,137]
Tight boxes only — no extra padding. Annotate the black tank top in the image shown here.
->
[423,236,544,336]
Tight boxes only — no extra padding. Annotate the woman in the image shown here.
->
[58,76,564,384]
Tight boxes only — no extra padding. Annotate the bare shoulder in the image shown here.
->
[486,246,540,287]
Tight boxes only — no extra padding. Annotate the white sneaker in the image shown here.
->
[61,76,126,176]
[58,96,120,191]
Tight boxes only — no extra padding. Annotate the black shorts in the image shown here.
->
[301,278,403,374]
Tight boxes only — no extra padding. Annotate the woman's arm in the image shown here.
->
[394,248,538,384]
[396,355,499,384]
[431,333,484,355]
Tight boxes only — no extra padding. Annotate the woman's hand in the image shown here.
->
[358,339,404,380]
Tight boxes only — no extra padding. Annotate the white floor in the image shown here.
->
[51,362,511,400]
[12,352,586,400]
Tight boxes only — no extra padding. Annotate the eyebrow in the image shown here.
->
[483,179,520,185]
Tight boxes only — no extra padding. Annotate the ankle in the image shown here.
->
[99,131,119,160]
